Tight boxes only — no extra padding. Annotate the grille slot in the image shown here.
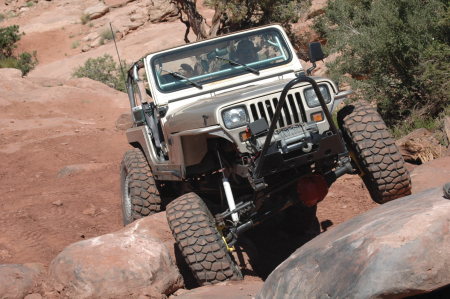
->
[248,91,305,128]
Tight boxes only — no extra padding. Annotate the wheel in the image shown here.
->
[166,192,243,285]
[337,100,411,203]
[120,148,161,225]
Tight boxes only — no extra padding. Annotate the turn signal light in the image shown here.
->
[311,112,324,122]
[239,130,252,142]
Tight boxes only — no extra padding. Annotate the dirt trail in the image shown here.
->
[0,69,129,264]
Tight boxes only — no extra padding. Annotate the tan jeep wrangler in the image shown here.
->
[120,25,411,285]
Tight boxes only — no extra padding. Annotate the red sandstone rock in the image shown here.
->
[49,215,183,298]
[259,187,450,298]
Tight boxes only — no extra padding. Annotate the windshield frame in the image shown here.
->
[150,27,293,94]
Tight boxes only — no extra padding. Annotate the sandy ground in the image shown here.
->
[0,69,129,264]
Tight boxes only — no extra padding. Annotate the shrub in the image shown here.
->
[26,1,34,7]
[0,25,22,58]
[0,25,38,76]
[314,0,449,129]
[99,28,114,45]
[16,51,38,76]
[72,54,127,92]
[80,13,90,25]
[71,40,80,49]
[0,51,38,76]
[0,13,5,22]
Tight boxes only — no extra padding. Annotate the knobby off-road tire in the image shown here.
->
[338,101,411,204]
[120,148,161,225]
[166,192,243,285]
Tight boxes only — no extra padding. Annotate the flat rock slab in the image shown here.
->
[49,216,183,298]
[258,187,450,299]
[174,280,263,299]
[0,263,44,299]
[411,156,450,193]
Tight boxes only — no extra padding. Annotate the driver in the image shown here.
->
[178,63,195,77]
[236,40,259,64]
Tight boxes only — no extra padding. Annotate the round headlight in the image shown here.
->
[304,84,331,108]
[222,106,249,129]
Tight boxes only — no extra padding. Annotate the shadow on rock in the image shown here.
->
[242,205,321,279]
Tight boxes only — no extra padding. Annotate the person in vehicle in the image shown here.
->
[236,40,259,64]
[178,63,195,77]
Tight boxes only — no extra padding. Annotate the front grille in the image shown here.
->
[247,91,306,129]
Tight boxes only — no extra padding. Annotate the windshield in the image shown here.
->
[151,28,292,93]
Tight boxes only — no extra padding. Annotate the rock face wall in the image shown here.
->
[258,187,450,299]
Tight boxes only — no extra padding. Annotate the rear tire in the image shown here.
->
[166,192,243,285]
[338,101,411,203]
[120,148,161,225]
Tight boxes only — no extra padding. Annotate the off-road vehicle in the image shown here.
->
[120,25,411,285]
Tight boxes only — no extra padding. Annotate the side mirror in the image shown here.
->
[307,42,325,75]
[309,42,325,63]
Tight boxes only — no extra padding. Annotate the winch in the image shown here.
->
[247,119,320,155]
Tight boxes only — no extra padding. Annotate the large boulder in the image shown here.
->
[148,0,179,23]
[0,263,44,299]
[258,187,450,298]
[396,128,445,164]
[83,2,109,20]
[49,214,183,298]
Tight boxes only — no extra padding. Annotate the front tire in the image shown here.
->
[166,192,243,285]
[120,148,162,225]
[338,101,411,203]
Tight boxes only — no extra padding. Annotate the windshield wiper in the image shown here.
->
[161,69,202,89]
[215,56,260,75]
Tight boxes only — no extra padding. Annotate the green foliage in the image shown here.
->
[99,28,114,45]
[72,54,127,92]
[0,13,5,22]
[26,1,35,7]
[197,0,311,55]
[0,25,22,58]
[71,40,80,49]
[0,25,38,76]
[80,13,90,25]
[205,0,309,29]
[0,51,38,76]
[16,51,38,75]
[314,0,449,127]
[6,11,17,19]
[391,104,450,146]
[0,57,19,68]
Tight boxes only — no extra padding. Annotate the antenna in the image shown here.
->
[109,22,128,92]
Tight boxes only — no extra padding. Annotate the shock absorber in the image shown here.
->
[217,150,239,223]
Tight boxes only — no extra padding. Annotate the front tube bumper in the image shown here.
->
[252,75,343,180]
